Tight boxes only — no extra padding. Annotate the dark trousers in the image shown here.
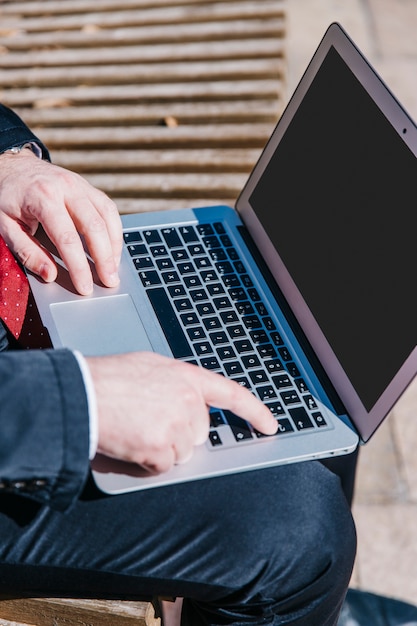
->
[0,455,357,626]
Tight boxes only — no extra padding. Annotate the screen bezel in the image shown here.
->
[235,22,417,442]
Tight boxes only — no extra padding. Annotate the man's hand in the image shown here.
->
[87,352,278,474]
[0,149,122,295]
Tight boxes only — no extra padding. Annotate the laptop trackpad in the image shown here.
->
[50,294,153,356]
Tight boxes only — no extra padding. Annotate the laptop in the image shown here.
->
[28,22,417,493]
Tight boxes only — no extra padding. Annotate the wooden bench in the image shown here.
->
[0,0,286,213]
[0,0,286,624]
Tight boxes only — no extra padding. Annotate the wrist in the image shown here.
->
[1,142,43,158]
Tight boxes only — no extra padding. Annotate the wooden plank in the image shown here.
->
[0,58,283,88]
[0,38,284,68]
[0,597,158,626]
[83,172,248,198]
[0,18,285,51]
[0,0,281,16]
[51,148,263,173]
[15,101,279,127]
[33,123,274,149]
[0,79,282,108]
[0,1,284,33]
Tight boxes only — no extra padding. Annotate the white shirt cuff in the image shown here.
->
[73,350,99,460]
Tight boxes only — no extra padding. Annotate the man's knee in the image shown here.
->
[196,462,356,622]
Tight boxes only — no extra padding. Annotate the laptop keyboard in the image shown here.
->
[124,222,329,448]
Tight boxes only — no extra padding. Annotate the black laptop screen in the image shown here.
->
[249,46,417,412]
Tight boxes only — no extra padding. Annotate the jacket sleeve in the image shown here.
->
[0,347,90,511]
[0,103,50,159]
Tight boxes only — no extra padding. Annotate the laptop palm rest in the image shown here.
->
[50,295,153,356]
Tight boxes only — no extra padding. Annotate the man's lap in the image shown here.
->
[0,460,356,624]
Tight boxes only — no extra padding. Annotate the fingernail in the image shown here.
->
[81,280,94,295]
[107,271,120,287]
[39,263,54,283]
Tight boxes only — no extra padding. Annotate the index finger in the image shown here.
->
[200,368,278,435]
[42,205,96,295]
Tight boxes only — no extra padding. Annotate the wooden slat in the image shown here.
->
[0,18,285,50]
[0,80,282,107]
[53,148,263,172]
[15,101,278,127]
[0,1,284,32]
[35,124,274,148]
[0,597,159,626]
[0,0,286,212]
[0,0,276,16]
[0,38,284,68]
[0,59,283,88]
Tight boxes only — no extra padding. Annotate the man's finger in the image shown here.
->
[0,217,58,283]
[40,208,95,295]
[73,191,123,288]
[198,367,278,435]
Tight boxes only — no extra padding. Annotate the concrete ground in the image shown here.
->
[286,0,417,607]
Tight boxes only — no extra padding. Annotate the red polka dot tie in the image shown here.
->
[0,235,29,338]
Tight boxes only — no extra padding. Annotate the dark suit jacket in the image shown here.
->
[0,104,90,511]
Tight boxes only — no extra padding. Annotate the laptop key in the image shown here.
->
[224,361,243,375]
[184,275,201,288]
[162,271,181,284]
[134,256,154,270]
[143,230,162,244]
[127,242,147,256]
[289,407,314,430]
[139,270,161,287]
[276,418,294,434]
[150,245,168,257]
[209,431,223,446]
[257,385,277,401]
[207,282,225,296]
[200,356,220,370]
[265,401,285,416]
[249,370,268,384]
[232,376,251,389]
[172,249,189,261]
[265,358,284,373]
[209,331,228,345]
[179,225,199,243]
[234,339,252,353]
[286,362,300,377]
[216,346,236,360]
[124,231,142,243]
[168,285,186,297]
[197,224,214,236]
[174,298,193,312]
[213,222,226,234]
[194,342,213,356]
[187,327,206,341]
[156,258,174,270]
[223,410,253,442]
[280,390,301,405]
[271,374,292,389]
[241,354,261,368]
[210,411,225,427]
[162,227,182,248]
